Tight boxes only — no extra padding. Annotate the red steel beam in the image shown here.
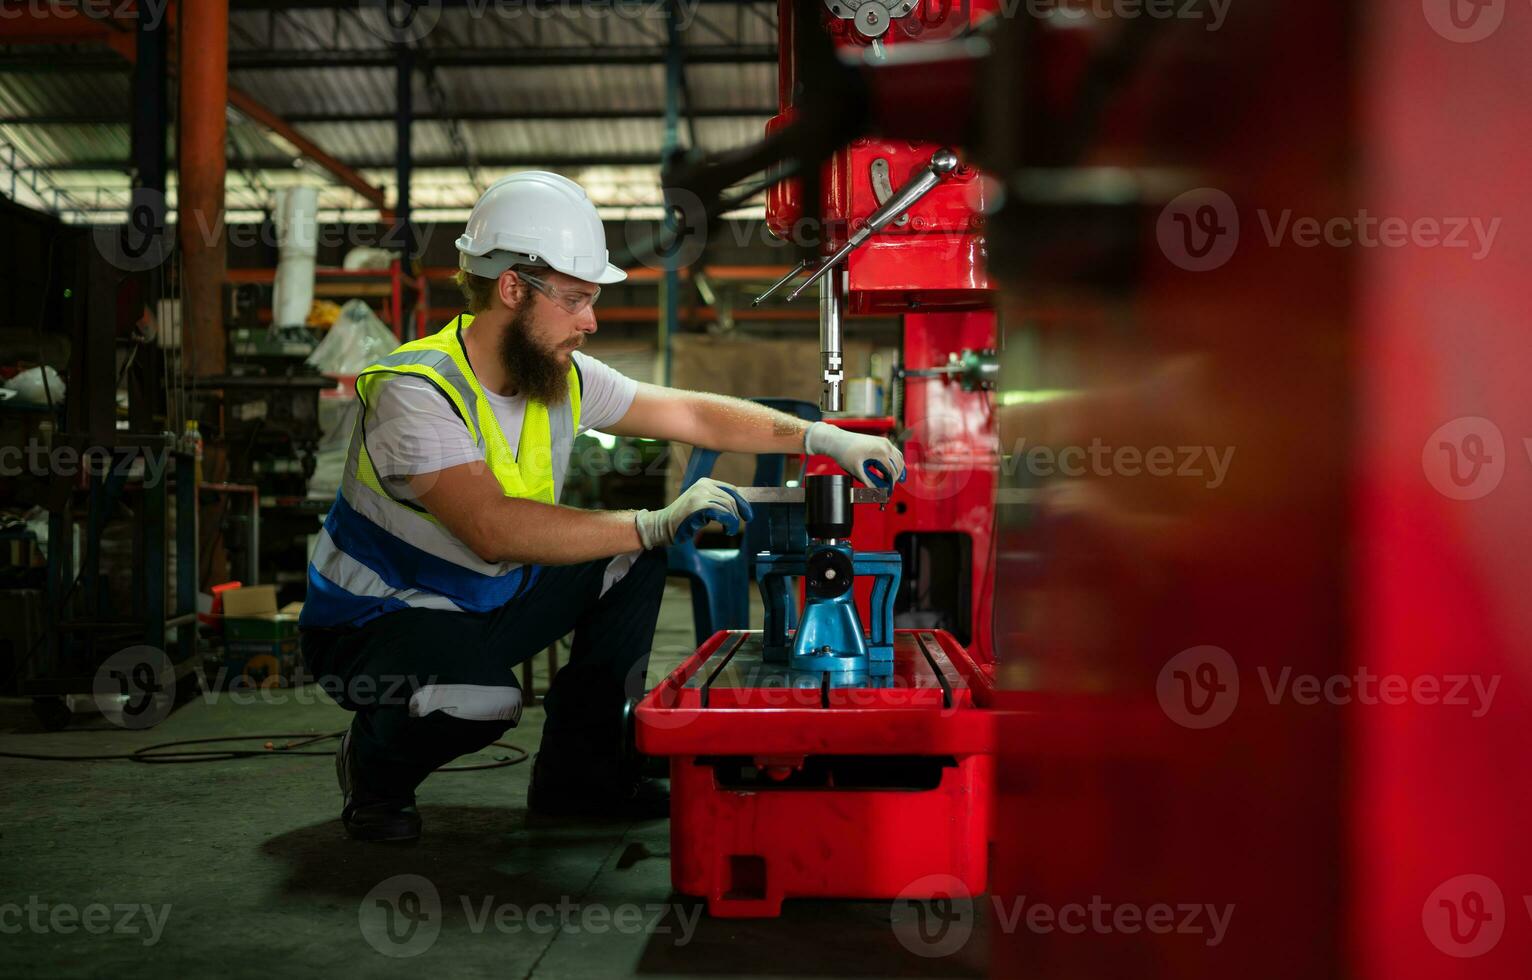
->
[420,305,818,323]
[1,11,130,41]
[178,0,228,379]
[223,89,390,215]
[1,4,137,56]
[417,265,799,283]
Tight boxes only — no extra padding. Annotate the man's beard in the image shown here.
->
[497,298,572,404]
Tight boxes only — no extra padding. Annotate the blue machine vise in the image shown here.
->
[753,474,901,684]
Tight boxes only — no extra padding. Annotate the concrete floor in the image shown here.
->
[0,583,988,978]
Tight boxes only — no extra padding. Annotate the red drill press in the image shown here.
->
[636,0,1000,917]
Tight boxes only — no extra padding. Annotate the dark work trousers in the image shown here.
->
[300,548,667,801]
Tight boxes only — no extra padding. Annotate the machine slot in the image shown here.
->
[913,632,955,709]
[698,632,749,708]
[700,755,957,792]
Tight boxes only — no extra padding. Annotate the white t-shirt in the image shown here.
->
[365,349,637,500]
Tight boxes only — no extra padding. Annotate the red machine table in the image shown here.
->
[636,629,995,917]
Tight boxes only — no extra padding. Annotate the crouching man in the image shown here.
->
[299,172,905,841]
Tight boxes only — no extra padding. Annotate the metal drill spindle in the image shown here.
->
[820,266,845,413]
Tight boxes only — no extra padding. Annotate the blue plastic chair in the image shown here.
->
[665,398,822,646]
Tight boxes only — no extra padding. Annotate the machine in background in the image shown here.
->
[1,218,198,729]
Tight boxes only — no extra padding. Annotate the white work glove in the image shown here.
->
[634,478,754,550]
[803,421,906,489]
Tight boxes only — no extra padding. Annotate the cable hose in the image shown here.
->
[0,731,528,770]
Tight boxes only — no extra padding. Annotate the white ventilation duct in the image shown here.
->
[272,186,319,328]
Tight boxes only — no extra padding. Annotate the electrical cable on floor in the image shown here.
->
[0,731,528,771]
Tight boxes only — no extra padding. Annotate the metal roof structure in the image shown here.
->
[0,0,780,223]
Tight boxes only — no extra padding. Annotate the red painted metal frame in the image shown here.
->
[636,629,995,917]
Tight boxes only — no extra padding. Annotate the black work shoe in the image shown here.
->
[527,754,669,821]
[337,727,422,843]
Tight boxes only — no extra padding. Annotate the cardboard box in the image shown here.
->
[224,615,300,643]
[221,639,300,690]
[221,584,278,617]
[215,586,302,688]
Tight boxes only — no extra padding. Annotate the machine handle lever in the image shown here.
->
[751,259,811,307]
[784,148,960,303]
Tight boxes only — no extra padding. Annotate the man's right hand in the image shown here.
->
[634,478,754,550]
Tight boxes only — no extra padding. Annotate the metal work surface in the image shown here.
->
[637,628,994,758]
[681,630,958,705]
[634,630,992,762]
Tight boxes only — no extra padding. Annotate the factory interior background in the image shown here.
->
[0,0,1527,977]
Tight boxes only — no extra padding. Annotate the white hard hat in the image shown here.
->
[456,171,627,285]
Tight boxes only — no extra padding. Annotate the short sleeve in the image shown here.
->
[571,350,638,433]
[364,375,484,480]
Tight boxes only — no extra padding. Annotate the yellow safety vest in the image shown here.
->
[302,314,582,627]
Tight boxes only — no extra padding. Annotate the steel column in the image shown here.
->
[395,40,415,305]
[659,0,685,384]
[130,0,169,240]
[178,0,229,381]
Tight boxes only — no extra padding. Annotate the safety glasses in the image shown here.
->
[517,271,601,316]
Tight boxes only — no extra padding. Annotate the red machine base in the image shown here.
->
[636,629,995,918]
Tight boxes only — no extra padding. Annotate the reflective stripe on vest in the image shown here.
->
[300,314,581,628]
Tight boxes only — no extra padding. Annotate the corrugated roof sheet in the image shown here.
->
[240,3,780,54]
[0,1,779,219]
